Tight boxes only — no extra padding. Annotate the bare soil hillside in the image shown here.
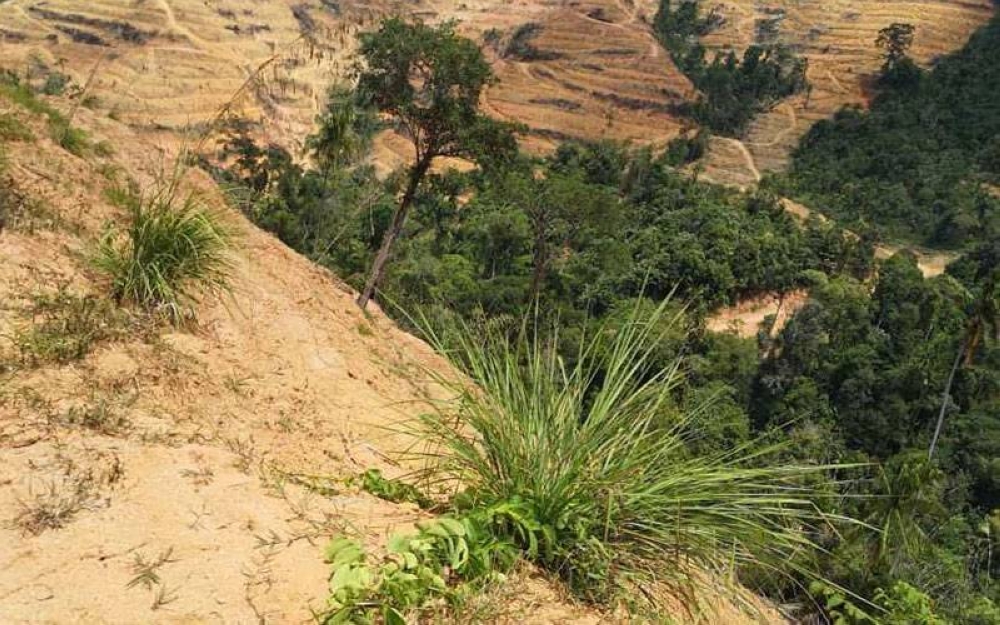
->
[0,91,607,623]
[0,0,692,163]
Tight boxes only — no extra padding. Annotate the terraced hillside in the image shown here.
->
[693,0,995,185]
[0,0,992,179]
[0,47,795,624]
[474,1,694,151]
[0,0,394,152]
[0,0,693,161]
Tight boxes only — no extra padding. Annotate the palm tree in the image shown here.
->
[929,269,999,459]
[305,86,372,175]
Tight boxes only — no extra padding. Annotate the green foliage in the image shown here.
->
[355,18,519,167]
[0,113,35,142]
[3,287,138,371]
[754,253,1000,620]
[305,85,379,173]
[412,299,851,608]
[41,72,70,96]
[321,512,521,623]
[781,14,1000,248]
[502,23,561,61]
[51,122,93,157]
[653,0,807,136]
[353,17,519,307]
[359,469,433,509]
[92,184,234,322]
[664,129,708,166]
[210,121,388,283]
[0,72,96,157]
[811,580,878,624]
[875,581,950,625]
[876,23,920,87]
[0,72,64,122]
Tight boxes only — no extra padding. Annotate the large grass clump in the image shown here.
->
[413,299,854,611]
[93,186,234,322]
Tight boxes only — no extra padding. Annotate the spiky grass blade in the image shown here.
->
[93,187,234,322]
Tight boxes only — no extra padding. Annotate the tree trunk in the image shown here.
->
[928,336,966,460]
[529,215,548,304]
[357,157,432,310]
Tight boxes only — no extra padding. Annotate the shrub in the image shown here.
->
[503,23,562,61]
[411,299,854,609]
[51,122,92,157]
[41,72,70,96]
[93,186,234,322]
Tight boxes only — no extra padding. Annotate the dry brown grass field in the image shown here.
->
[0,0,991,178]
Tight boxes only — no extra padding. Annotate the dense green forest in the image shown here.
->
[653,0,808,137]
[776,14,1000,248]
[201,14,1000,624]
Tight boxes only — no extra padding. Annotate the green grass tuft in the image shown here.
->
[410,299,862,610]
[92,185,235,323]
[50,122,92,157]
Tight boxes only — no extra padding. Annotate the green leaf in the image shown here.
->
[384,606,407,625]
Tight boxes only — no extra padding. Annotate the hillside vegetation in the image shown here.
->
[690,0,995,184]
[0,70,608,623]
[778,13,1000,249]
[0,0,991,188]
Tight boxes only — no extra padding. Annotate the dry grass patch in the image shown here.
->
[9,449,124,536]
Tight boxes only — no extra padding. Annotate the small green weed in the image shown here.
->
[41,72,70,96]
[59,396,133,436]
[128,547,179,590]
[0,73,63,121]
[51,122,92,157]
[0,73,95,157]
[0,113,35,142]
[6,288,138,370]
[93,140,115,158]
[128,547,180,610]
[358,468,433,509]
[321,507,524,624]
[9,451,124,535]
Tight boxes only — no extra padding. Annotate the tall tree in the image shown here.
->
[929,268,999,459]
[354,18,517,310]
[306,85,377,175]
[876,23,917,85]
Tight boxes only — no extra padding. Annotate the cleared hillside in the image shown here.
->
[0,0,691,160]
[0,85,604,622]
[0,0,992,185]
[693,0,995,185]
